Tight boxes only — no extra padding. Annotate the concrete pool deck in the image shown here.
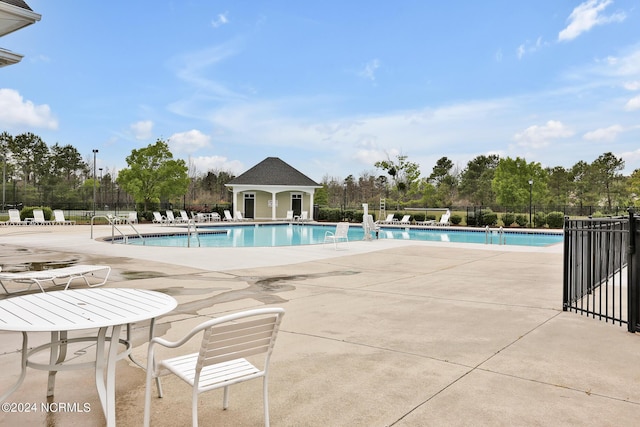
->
[1,223,639,426]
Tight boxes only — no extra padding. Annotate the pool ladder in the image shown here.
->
[186,220,201,247]
[485,226,505,245]
[90,215,145,244]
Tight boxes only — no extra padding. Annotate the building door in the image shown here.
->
[244,193,255,219]
[291,193,302,216]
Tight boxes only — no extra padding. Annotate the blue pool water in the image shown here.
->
[120,224,563,248]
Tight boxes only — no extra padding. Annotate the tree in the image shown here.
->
[591,152,624,211]
[545,166,572,206]
[116,139,189,211]
[628,169,640,207]
[458,154,499,205]
[492,157,547,207]
[374,154,420,199]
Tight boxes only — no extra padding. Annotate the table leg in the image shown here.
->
[46,331,68,397]
[0,332,28,402]
[95,325,122,427]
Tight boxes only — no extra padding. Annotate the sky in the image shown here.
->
[1,0,639,183]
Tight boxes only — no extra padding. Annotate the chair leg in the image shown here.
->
[263,377,270,427]
[223,386,229,409]
[192,389,199,427]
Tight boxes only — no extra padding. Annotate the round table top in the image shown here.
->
[0,288,177,332]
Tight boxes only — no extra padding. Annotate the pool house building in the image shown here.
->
[225,157,322,220]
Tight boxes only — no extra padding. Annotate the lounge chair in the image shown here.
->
[324,222,349,249]
[210,212,221,221]
[235,211,249,221]
[286,210,294,221]
[0,264,111,294]
[377,214,395,224]
[179,210,191,223]
[32,209,52,225]
[397,215,411,225]
[152,211,167,224]
[433,210,451,226]
[166,210,186,224]
[143,308,285,427]
[53,209,76,225]
[5,209,28,226]
[223,210,234,221]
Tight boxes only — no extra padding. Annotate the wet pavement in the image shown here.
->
[1,223,639,426]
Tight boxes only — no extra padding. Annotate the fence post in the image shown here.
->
[563,216,570,311]
[628,208,637,333]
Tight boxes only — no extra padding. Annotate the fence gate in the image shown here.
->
[563,211,640,333]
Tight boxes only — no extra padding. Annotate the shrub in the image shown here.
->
[546,211,565,228]
[534,212,547,228]
[21,206,53,221]
[482,210,498,226]
[502,212,515,227]
[450,214,462,225]
[515,214,528,227]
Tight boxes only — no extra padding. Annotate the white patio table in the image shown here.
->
[0,288,177,426]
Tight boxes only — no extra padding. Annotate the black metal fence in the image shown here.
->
[563,211,640,332]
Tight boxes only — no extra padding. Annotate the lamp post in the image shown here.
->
[342,182,347,221]
[528,179,533,228]
[92,149,98,216]
[99,168,103,209]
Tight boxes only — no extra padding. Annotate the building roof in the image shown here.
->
[0,0,40,67]
[227,157,321,187]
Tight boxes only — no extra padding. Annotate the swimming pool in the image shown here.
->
[116,224,563,248]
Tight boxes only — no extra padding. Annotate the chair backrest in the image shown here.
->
[54,209,65,222]
[166,210,176,221]
[196,308,285,373]
[335,222,349,237]
[33,209,46,221]
[128,212,138,222]
[385,214,394,222]
[286,210,294,220]
[400,215,411,223]
[301,211,308,220]
[439,210,451,224]
[235,211,244,220]
[8,209,21,222]
[180,210,190,221]
[365,214,378,230]
[224,210,233,220]
[153,211,163,221]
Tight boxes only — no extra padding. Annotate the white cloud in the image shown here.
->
[211,12,229,28]
[624,81,640,91]
[583,124,623,141]
[517,37,545,59]
[513,120,574,148]
[190,155,243,174]
[358,59,380,81]
[0,89,58,129]
[625,95,640,111]
[168,129,212,154]
[558,0,626,42]
[130,120,153,140]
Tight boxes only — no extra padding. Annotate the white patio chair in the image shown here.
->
[285,210,294,221]
[180,210,191,223]
[53,209,76,225]
[6,209,28,225]
[377,213,395,224]
[398,215,411,225]
[223,210,234,221]
[152,211,166,224]
[127,211,138,224]
[324,222,350,249]
[32,209,51,225]
[144,308,285,427]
